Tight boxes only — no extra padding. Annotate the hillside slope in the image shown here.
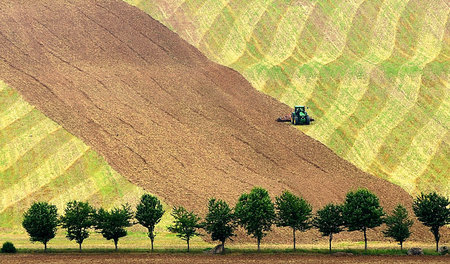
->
[0,82,147,230]
[0,0,439,241]
[126,0,449,197]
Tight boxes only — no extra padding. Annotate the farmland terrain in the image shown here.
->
[126,0,449,197]
[0,0,446,243]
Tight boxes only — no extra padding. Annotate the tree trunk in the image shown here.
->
[114,238,118,251]
[221,240,225,254]
[293,228,296,250]
[79,242,82,252]
[44,242,47,252]
[400,241,403,250]
[436,239,439,252]
[151,238,154,252]
[363,227,367,251]
[150,231,155,252]
[433,228,440,252]
[257,237,261,251]
[187,237,190,252]
[329,233,333,253]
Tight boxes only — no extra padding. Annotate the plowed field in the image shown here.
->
[0,0,441,242]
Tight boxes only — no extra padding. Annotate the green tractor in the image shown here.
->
[291,105,313,125]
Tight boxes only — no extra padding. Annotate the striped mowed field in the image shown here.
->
[125,0,449,197]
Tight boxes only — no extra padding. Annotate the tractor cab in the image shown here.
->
[294,105,306,115]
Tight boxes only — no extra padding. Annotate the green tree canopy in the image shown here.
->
[275,191,312,250]
[167,206,202,252]
[342,189,384,251]
[413,192,450,252]
[234,187,275,251]
[94,204,134,251]
[22,202,58,251]
[60,200,95,251]
[313,203,345,253]
[204,198,236,250]
[135,194,165,251]
[383,204,413,250]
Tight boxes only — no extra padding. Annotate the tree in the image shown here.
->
[167,206,202,252]
[342,189,384,251]
[60,201,95,251]
[135,194,165,252]
[234,187,275,251]
[313,203,345,253]
[204,198,236,251]
[413,192,450,252]
[275,191,312,250]
[94,204,134,251]
[22,202,58,251]
[383,204,413,250]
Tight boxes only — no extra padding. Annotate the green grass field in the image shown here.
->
[125,0,449,197]
[0,230,442,255]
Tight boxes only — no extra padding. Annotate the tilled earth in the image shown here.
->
[0,0,442,242]
[1,254,449,264]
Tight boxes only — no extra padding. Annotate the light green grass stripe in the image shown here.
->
[364,0,411,61]
[220,0,290,69]
[416,139,449,195]
[0,128,73,189]
[389,104,449,195]
[246,1,298,59]
[279,66,318,107]
[229,1,300,88]
[345,2,448,170]
[0,138,89,212]
[312,0,366,64]
[198,3,239,62]
[307,0,411,142]
[0,152,103,228]
[103,170,146,209]
[218,0,276,66]
[0,84,20,113]
[0,97,34,131]
[266,2,317,66]
[193,0,233,46]
[0,119,60,171]
[49,173,105,213]
[0,110,46,148]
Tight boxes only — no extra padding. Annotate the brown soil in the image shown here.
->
[0,0,445,243]
[1,253,449,264]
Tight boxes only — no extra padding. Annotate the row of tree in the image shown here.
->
[21,188,449,252]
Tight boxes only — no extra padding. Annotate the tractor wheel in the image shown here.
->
[291,115,294,124]
[306,116,311,125]
[294,117,298,125]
